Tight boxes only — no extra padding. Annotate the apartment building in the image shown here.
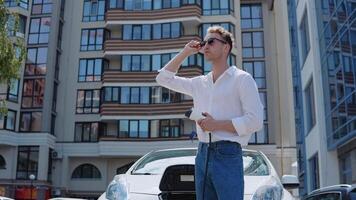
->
[0,0,297,199]
[288,0,355,197]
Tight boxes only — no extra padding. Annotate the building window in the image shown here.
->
[76,90,100,114]
[83,0,105,22]
[340,152,353,184]
[309,153,320,191]
[300,10,310,64]
[71,164,101,179]
[241,4,263,29]
[22,79,45,108]
[80,29,108,51]
[200,23,235,38]
[160,119,181,137]
[28,17,51,45]
[16,146,39,179]
[305,79,316,133]
[78,59,105,82]
[118,120,149,138]
[25,47,48,76]
[102,87,120,103]
[0,110,16,131]
[6,14,27,38]
[242,32,264,58]
[202,0,233,16]
[4,0,29,9]
[241,3,268,144]
[0,155,6,169]
[123,22,181,40]
[120,87,150,104]
[31,0,52,14]
[74,122,99,142]
[243,61,266,89]
[102,86,183,104]
[20,112,42,132]
[8,79,19,102]
[122,55,151,71]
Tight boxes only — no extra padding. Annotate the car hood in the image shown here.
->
[127,174,163,195]
[126,174,277,196]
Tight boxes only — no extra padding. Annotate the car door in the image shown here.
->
[305,192,342,200]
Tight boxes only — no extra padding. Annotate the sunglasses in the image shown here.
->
[199,37,227,46]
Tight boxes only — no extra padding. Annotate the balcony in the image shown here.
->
[104,35,201,53]
[102,65,203,83]
[106,4,201,25]
[100,100,193,116]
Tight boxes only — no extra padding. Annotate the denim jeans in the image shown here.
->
[195,140,244,200]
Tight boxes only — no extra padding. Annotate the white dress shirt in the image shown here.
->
[156,66,263,146]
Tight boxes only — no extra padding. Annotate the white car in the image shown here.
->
[98,148,299,200]
[0,197,14,200]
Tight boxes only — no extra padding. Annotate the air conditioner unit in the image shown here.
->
[51,151,62,160]
[51,188,61,196]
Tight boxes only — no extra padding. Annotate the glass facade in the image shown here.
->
[287,0,307,196]
[102,86,184,104]
[123,22,181,40]
[241,3,269,144]
[315,0,356,150]
[103,119,184,138]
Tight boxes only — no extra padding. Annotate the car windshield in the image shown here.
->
[131,149,269,176]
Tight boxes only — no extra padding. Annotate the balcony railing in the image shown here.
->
[100,100,193,116]
[104,35,201,52]
[102,65,203,83]
[106,4,201,22]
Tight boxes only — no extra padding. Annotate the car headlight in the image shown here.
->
[105,175,129,200]
[251,177,283,200]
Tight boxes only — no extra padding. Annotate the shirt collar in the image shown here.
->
[207,66,236,80]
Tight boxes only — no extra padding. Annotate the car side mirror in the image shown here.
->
[281,175,299,189]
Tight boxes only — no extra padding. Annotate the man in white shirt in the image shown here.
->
[156,26,263,200]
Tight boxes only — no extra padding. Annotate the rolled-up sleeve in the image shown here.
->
[232,74,264,136]
[155,68,194,97]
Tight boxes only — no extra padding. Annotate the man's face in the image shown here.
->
[202,33,229,61]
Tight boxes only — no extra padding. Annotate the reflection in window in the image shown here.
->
[78,58,106,82]
[31,0,52,15]
[83,0,105,22]
[305,79,316,133]
[300,10,310,64]
[28,17,51,44]
[5,0,29,9]
[16,146,39,179]
[241,4,263,29]
[202,0,233,16]
[123,23,181,40]
[20,112,42,132]
[6,14,27,37]
[80,29,108,51]
[25,47,48,76]
[72,164,101,179]
[8,79,19,102]
[0,110,16,131]
[75,122,100,142]
[76,90,100,114]
[22,79,45,108]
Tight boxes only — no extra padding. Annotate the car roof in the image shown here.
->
[309,184,355,195]
[153,147,259,153]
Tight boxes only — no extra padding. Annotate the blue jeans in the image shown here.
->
[195,141,244,200]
